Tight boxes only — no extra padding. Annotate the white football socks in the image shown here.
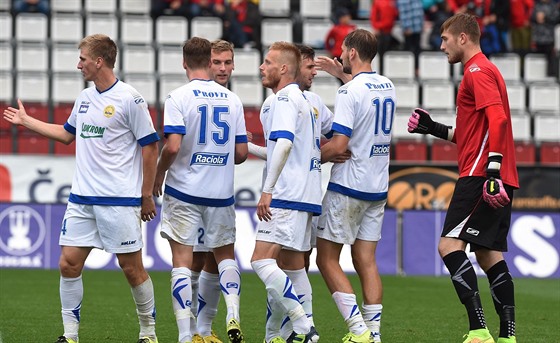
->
[196,270,221,336]
[131,277,157,339]
[218,259,241,322]
[332,291,368,335]
[171,267,193,343]
[60,275,83,342]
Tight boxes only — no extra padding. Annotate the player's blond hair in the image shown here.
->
[79,34,117,68]
[269,41,301,78]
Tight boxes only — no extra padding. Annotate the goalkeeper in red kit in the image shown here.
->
[407,13,519,343]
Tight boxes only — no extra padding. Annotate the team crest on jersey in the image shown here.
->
[78,101,90,114]
[103,105,115,118]
[469,64,481,72]
[312,107,319,120]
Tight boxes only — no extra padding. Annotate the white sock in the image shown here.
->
[131,277,157,339]
[251,259,310,335]
[332,291,368,335]
[284,268,314,326]
[197,271,220,336]
[265,293,284,341]
[171,267,193,342]
[218,259,241,322]
[60,275,83,341]
[362,303,382,338]
[190,271,200,334]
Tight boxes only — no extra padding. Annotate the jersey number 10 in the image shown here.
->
[372,97,395,135]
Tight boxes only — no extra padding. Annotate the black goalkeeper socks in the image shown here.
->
[487,260,516,338]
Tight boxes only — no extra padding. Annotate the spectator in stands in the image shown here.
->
[222,0,261,50]
[397,0,425,74]
[332,0,360,19]
[531,0,559,77]
[325,7,356,58]
[510,0,534,55]
[150,0,190,19]
[427,1,453,50]
[189,0,225,18]
[12,0,49,15]
[370,0,399,60]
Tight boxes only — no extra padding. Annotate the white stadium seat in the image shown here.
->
[418,51,451,81]
[0,72,13,102]
[261,19,293,48]
[0,43,12,72]
[490,53,522,82]
[506,82,527,114]
[309,79,340,107]
[157,46,185,75]
[302,19,331,49]
[230,77,264,107]
[300,0,331,18]
[121,15,153,45]
[122,45,155,74]
[121,0,151,14]
[52,44,80,73]
[156,16,188,46]
[15,13,48,42]
[394,80,420,110]
[16,72,49,102]
[85,14,118,40]
[534,115,560,141]
[51,0,82,13]
[159,75,187,101]
[524,54,550,83]
[52,73,84,103]
[421,80,455,111]
[383,51,415,80]
[51,14,83,43]
[124,73,157,104]
[510,114,532,141]
[16,43,48,72]
[0,12,12,41]
[190,17,223,41]
[232,49,261,77]
[259,0,290,17]
[84,0,117,14]
[528,82,560,113]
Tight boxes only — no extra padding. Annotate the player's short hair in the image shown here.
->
[211,39,235,58]
[183,37,212,69]
[294,43,315,61]
[79,34,117,68]
[441,13,481,45]
[269,41,301,78]
[343,29,377,63]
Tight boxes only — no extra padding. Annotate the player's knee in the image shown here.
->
[58,257,83,277]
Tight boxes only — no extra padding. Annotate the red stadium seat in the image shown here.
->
[394,140,427,162]
[0,102,14,131]
[20,103,49,131]
[148,106,162,132]
[540,142,560,166]
[16,132,50,154]
[54,140,76,155]
[0,132,12,153]
[53,103,74,125]
[431,140,457,163]
[514,141,536,165]
[244,106,265,147]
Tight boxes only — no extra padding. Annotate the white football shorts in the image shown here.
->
[317,190,386,245]
[160,194,236,249]
[256,207,312,252]
[59,202,143,254]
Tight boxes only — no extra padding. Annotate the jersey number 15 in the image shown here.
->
[197,105,231,145]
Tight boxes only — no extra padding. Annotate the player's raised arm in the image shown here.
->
[4,99,75,144]
[315,56,352,83]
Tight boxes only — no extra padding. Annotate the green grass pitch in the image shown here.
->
[0,269,559,342]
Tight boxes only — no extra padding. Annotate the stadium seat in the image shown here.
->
[121,0,150,14]
[0,43,11,72]
[382,51,415,81]
[392,113,414,140]
[244,107,265,146]
[259,0,290,17]
[52,44,81,73]
[121,15,153,45]
[16,43,48,72]
[54,103,74,125]
[0,72,12,103]
[54,140,76,155]
[84,0,117,14]
[372,56,380,74]
[393,80,420,110]
[452,62,463,83]
[147,106,161,131]
[555,24,560,52]
[514,141,536,165]
[0,103,12,133]
[232,49,261,77]
[157,45,185,75]
[421,80,455,111]
[524,54,550,83]
[159,75,187,101]
[124,73,157,105]
[540,142,560,165]
[0,133,12,154]
[51,13,83,43]
[51,0,82,13]
[16,132,50,154]
[300,0,331,18]
[122,45,155,74]
[490,53,522,82]
[302,19,331,49]
[15,13,48,42]
[510,114,532,141]
[261,19,293,48]
[190,17,223,41]
[309,79,340,107]
[394,140,428,162]
[52,73,84,103]
[507,82,527,114]
[418,51,451,81]
[230,77,265,107]
[16,72,49,103]
[534,115,560,141]
[156,16,189,46]
[528,82,560,114]
[85,14,118,40]
[0,12,12,42]
[431,139,457,163]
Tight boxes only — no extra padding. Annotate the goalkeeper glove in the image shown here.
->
[408,108,452,140]
[482,153,510,209]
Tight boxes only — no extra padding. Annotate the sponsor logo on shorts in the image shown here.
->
[190,152,229,166]
[466,228,480,236]
[316,226,325,231]
[370,144,390,157]
[258,229,271,234]
[121,240,137,246]
[309,157,321,171]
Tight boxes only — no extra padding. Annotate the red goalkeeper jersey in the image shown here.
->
[455,52,519,188]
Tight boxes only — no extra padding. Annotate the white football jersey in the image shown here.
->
[163,79,247,206]
[261,83,322,214]
[328,72,396,200]
[64,80,159,205]
[304,90,334,136]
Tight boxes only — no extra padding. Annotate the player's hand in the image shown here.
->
[408,108,435,134]
[257,192,273,222]
[331,149,351,163]
[315,56,344,78]
[483,177,510,209]
[141,195,157,222]
[247,130,253,142]
[153,171,165,197]
[3,99,28,126]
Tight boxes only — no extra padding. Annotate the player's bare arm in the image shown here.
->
[4,99,75,144]
[234,142,248,164]
[320,134,350,163]
[141,141,159,222]
[153,133,182,197]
